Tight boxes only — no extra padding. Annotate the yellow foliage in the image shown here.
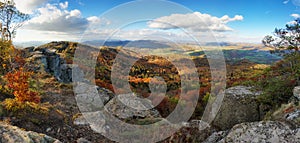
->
[2,98,49,115]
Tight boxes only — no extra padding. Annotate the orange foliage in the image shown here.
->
[95,79,114,92]
[4,67,40,103]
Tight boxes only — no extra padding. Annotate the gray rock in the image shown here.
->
[286,110,300,121]
[293,86,300,101]
[105,93,161,119]
[76,137,91,143]
[26,42,75,83]
[203,131,228,143]
[0,122,61,143]
[212,86,261,130]
[73,115,88,126]
[218,121,300,143]
[75,82,114,112]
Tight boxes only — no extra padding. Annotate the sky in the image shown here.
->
[10,0,300,43]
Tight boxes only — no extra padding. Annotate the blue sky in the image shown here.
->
[13,0,300,43]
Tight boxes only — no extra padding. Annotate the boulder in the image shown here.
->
[105,93,161,119]
[212,86,261,130]
[75,82,114,112]
[0,122,61,143]
[218,121,300,143]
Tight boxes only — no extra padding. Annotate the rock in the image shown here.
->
[203,131,228,143]
[105,93,161,119]
[77,137,91,143]
[267,102,300,128]
[46,127,52,132]
[27,53,48,72]
[212,86,261,130]
[286,110,300,121]
[60,64,73,83]
[75,82,114,112]
[218,121,300,143]
[0,122,61,143]
[293,86,300,101]
[73,115,88,126]
[25,41,78,83]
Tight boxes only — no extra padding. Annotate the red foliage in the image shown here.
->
[4,68,40,103]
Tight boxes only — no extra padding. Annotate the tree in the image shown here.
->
[263,18,300,84]
[0,0,29,41]
[262,18,300,55]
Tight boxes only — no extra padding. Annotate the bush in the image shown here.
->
[0,41,15,75]
[2,98,48,114]
[254,53,300,108]
[4,67,41,104]
[257,75,295,107]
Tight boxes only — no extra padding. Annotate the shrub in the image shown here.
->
[0,41,15,75]
[257,75,295,107]
[4,67,41,104]
[2,98,48,114]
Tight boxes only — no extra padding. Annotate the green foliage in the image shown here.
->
[259,21,300,108]
[257,75,295,107]
[202,92,210,103]
[240,53,300,110]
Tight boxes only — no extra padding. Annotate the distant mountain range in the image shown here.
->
[15,40,240,49]
[83,40,172,49]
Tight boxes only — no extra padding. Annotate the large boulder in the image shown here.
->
[105,93,161,119]
[212,86,261,130]
[0,122,61,143]
[217,121,300,143]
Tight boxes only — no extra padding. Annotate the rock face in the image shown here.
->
[212,86,261,130]
[217,121,300,143]
[0,122,61,143]
[26,41,77,83]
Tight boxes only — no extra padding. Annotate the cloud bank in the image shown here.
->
[148,12,243,32]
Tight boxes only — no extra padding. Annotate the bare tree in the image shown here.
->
[0,0,29,41]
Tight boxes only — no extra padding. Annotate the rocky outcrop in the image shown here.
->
[25,42,77,83]
[212,86,261,130]
[216,121,300,143]
[0,122,61,143]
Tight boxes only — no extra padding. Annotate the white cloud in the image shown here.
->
[291,13,300,18]
[283,0,290,4]
[59,1,68,9]
[148,12,243,32]
[23,3,109,34]
[14,0,48,14]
